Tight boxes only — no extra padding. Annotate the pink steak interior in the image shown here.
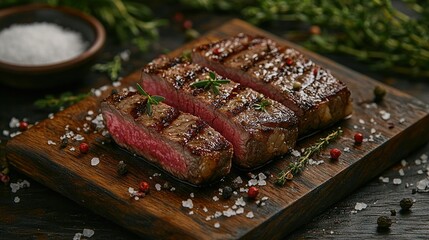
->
[103,111,187,173]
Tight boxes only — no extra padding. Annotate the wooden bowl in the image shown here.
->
[0,4,105,89]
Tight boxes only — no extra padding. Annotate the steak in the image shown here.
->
[142,57,298,169]
[192,33,352,135]
[101,90,233,185]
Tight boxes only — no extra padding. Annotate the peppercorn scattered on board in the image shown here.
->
[6,19,429,239]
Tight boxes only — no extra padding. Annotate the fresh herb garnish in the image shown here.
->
[92,55,122,81]
[253,99,271,112]
[276,127,343,186]
[136,83,165,116]
[190,72,230,95]
[34,92,88,110]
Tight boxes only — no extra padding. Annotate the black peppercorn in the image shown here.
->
[390,209,396,216]
[222,186,233,199]
[117,161,128,175]
[400,198,414,211]
[377,216,392,228]
[163,181,171,190]
[60,138,68,149]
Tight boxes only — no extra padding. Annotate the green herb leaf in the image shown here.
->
[135,83,165,116]
[190,72,230,95]
[92,55,122,81]
[253,99,271,112]
[136,82,149,97]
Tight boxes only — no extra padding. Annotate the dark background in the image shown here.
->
[1,4,429,239]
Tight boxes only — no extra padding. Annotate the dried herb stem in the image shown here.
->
[34,92,88,110]
[276,127,343,186]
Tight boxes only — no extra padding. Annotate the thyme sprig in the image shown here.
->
[190,72,230,95]
[276,127,343,186]
[34,92,88,110]
[136,83,165,116]
[92,55,122,81]
[253,98,271,112]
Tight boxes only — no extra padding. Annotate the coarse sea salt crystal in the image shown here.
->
[9,117,19,128]
[258,179,267,186]
[14,196,20,203]
[212,196,219,201]
[73,233,82,240]
[214,222,220,228]
[379,176,389,183]
[155,184,161,191]
[393,178,402,185]
[380,110,391,120]
[246,211,254,219]
[291,149,301,157]
[354,202,367,211]
[421,154,428,161]
[236,207,244,214]
[399,169,405,176]
[344,147,350,152]
[258,172,267,180]
[47,140,56,145]
[3,130,9,136]
[235,197,246,207]
[417,178,429,190]
[417,170,424,175]
[182,199,193,209]
[223,208,236,217]
[233,176,243,184]
[214,211,222,218]
[91,157,100,166]
[248,179,258,186]
[415,159,422,165]
[401,159,408,167]
[82,228,95,238]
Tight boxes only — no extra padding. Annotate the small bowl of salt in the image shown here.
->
[0,4,105,89]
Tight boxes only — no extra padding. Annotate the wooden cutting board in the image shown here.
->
[6,19,429,239]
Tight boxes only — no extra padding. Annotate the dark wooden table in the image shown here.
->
[1,7,429,240]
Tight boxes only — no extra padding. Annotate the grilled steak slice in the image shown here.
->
[101,90,233,185]
[142,57,298,169]
[192,33,352,135]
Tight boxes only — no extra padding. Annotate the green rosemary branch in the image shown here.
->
[92,55,122,81]
[276,127,343,186]
[34,92,88,110]
[190,72,230,95]
[136,83,165,116]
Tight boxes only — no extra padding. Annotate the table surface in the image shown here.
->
[1,7,429,240]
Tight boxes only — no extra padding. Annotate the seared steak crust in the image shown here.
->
[101,90,233,185]
[193,33,352,135]
[142,57,298,168]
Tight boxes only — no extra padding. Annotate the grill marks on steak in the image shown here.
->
[142,57,298,169]
[101,90,233,185]
[193,33,353,135]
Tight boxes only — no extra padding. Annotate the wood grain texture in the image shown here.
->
[6,19,429,239]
